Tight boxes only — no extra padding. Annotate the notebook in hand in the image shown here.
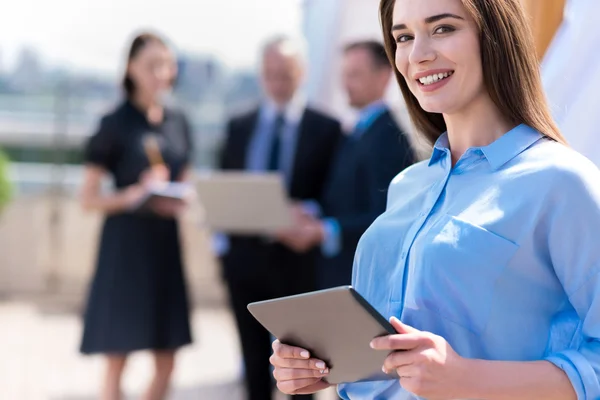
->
[132,181,193,213]
[247,286,399,384]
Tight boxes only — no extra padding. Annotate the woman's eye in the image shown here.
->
[396,35,413,44]
[434,25,455,35]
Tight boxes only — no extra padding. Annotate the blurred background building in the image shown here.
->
[0,0,595,399]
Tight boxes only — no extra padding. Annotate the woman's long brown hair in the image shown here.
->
[379,0,566,146]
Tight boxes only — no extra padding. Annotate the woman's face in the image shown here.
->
[127,41,177,100]
[392,0,486,115]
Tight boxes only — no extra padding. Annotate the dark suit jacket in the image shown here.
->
[317,109,416,289]
[219,106,342,296]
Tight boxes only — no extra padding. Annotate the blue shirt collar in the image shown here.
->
[429,134,450,166]
[429,124,543,170]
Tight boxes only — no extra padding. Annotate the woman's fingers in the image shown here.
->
[270,340,333,395]
[276,378,325,394]
[370,333,430,351]
[273,367,329,381]
[270,354,328,371]
[272,340,311,360]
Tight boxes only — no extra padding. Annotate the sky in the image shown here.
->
[0,0,303,76]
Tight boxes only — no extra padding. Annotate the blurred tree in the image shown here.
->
[0,147,12,214]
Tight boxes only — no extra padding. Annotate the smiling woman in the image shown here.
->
[268,0,600,399]
[380,0,566,148]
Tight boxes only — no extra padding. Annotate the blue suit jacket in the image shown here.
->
[317,109,416,289]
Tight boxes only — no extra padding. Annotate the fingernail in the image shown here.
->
[320,368,329,375]
[315,361,326,369]
[300,351,310,359]
[382,366,388,374]
[370,341,375,349]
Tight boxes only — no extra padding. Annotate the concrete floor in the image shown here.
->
[0,301,338,400]
[0,195,339,400]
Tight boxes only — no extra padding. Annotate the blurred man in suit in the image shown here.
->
[218,36,342,400]
[279,40,416,290]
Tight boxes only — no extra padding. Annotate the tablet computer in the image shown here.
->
[194,171,293,234]
[247,286,399,384]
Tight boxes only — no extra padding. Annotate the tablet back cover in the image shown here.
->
[247,286,398,384]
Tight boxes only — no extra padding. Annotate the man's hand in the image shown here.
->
[276,204,325,253]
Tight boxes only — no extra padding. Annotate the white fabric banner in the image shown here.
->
[542,0,600,165]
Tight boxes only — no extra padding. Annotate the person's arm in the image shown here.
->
[459,359,575,400]
[277,119,342,254]
[372,318,576,400]
[79,165,144,214]
[540,168,600,399]
[280,125,416,256]
[80,115,145,214]
[459,167,600,399]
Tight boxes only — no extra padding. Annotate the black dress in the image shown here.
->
[80,100,193,355]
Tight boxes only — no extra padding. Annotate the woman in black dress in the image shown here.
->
[79,32,193,400]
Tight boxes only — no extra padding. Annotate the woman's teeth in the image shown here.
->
[419,71,453,86]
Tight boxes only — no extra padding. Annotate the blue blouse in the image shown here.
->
[338,124,600,400]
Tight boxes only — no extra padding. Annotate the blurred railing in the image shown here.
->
[0,90,239,309]
[0,174,226,309]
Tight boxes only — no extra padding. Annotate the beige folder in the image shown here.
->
[194,171,293,234]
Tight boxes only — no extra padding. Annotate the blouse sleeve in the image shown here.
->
[544,162,600,399]
[83,115,118,170]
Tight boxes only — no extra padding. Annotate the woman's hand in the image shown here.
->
[270,340,332,395]
[147,197,186,218]
[370,317,468,400]
[138,164,188,217]
[122,183,148,209]
[140,164,170,187]
[276,203,324,253]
